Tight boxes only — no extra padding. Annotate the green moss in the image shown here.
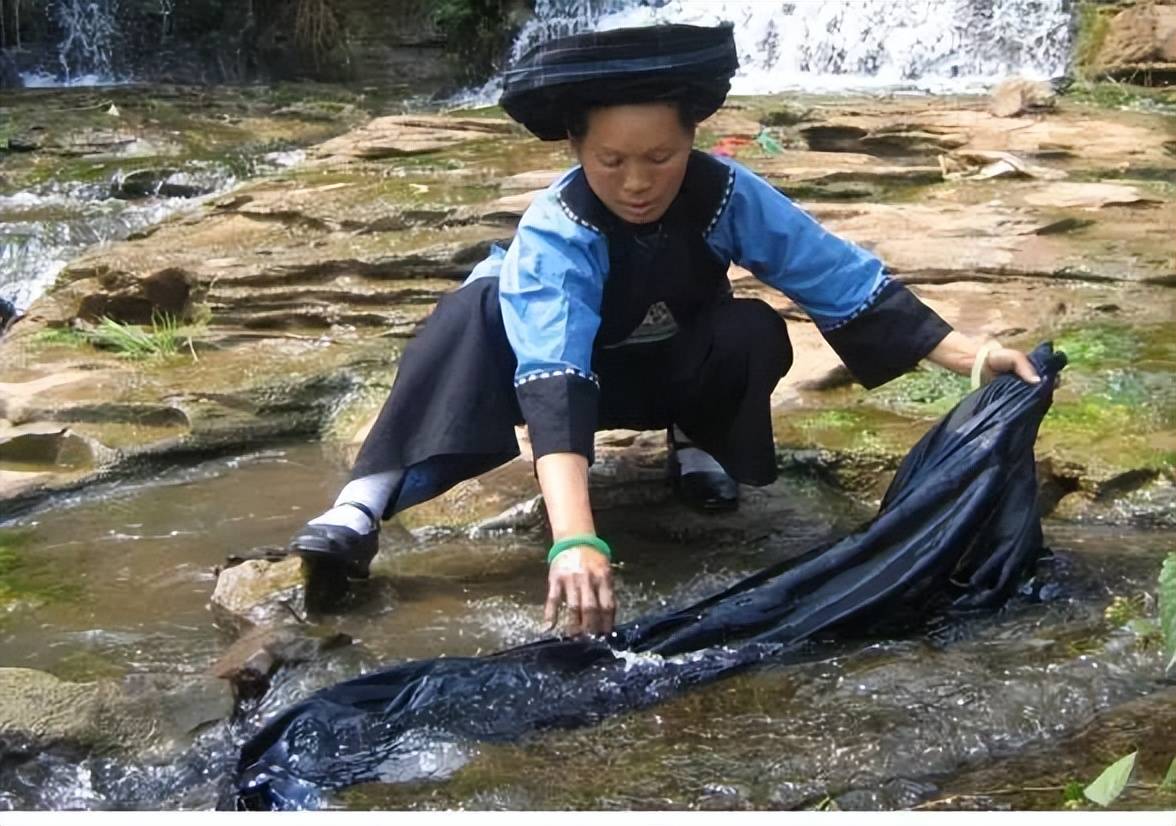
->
[794,410,869,431]
[0,530,81,613]
[1047,399,1134,433]
[1055,324,1142,368]
[1073,2,1111,81]
[866,367,971,417]
[1067,82,1176,114]
[31,327,88,348]
[779,405,916,460]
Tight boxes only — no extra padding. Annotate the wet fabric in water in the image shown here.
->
[232,343,1066,810]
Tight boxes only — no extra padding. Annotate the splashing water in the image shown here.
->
[0,151,303,314]
[461,0,1073,104]
[55,0,123,84]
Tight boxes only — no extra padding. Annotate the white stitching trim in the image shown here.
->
[514,366,600,388]
[819,276,892,332]
[703,166,736,238]
[556,191,603,235]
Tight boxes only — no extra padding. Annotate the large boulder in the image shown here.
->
[1092,1,1176,82]
[989,77,1055,118]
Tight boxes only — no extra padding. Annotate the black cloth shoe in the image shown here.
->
[287,503,379,579]
[666,432,739,513]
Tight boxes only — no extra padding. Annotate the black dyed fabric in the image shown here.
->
[234,344,1064,810]
[822,280,954,389]
[500,23,739,140]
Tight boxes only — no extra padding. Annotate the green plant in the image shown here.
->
[1084,751,1137,807]
[1054,324,1141,367]
[32,326,88,347]
[1160,553,1176,674]
[86,312,198,360]
[1162,758,1176,793]
[1072,2,1111,81]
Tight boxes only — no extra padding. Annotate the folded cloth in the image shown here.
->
[500,23,739,140]
[232,343,1066,810]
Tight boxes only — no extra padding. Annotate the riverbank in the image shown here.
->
[3,85,1174,525]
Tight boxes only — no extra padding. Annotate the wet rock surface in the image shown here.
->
[2,92,1173,523]
[0,667,233,758]
[211,555,309,628]
[210,624,352,700]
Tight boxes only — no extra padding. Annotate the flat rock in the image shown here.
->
[939,150,1067,181]
[0,667,233,758]
[755,150,942,185]
[310,115,512,160]
[1021,181,1161,209]
[474,189,542,223]
[498,170,562,192]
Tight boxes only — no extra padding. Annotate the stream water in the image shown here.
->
[0,444,1171,810]
[0,149,303,312]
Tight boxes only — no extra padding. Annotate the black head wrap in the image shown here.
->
[500,23,739,141]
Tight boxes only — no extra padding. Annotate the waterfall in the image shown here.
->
[19,0,126,86]
[56,0,121,82]
[494,0,1073,95]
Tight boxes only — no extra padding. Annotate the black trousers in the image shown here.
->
[351,278,792,518]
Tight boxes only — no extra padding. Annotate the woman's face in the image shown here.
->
[572,102,694,225]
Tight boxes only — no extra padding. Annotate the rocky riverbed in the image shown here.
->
[1,81,1174,810]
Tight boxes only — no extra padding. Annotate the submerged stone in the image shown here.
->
[211,556,308,628]
[0,667,233,760]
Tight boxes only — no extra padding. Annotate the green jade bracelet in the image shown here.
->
[547,534,613,565]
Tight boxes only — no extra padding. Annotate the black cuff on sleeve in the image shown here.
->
[515,373,600,462]
[822,280,952,389]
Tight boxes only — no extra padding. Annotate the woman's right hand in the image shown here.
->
[544,545,615,636]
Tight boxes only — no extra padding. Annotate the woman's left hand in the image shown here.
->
[983,346,1041,385]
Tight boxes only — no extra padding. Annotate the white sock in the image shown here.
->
[308,504,375,534]
[672,426,727,475]
[307,470,401,534]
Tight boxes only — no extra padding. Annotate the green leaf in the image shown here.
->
[1161,757,1176,793]
[1062,780,1086,803]
[1160,553,1176,673]
[1083,751,1137,807]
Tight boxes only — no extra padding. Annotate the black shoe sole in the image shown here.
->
[665,441,740,514]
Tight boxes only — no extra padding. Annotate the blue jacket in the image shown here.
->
[465,151,949,460]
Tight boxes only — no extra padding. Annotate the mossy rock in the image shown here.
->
[864,367,972,418]
[0,668,233,759]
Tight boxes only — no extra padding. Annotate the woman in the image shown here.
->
[288,23,1040,637]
